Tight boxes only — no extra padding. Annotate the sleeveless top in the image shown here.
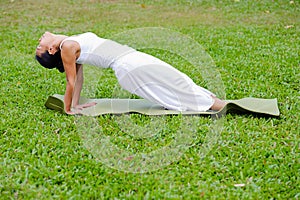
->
[59,32,135,68]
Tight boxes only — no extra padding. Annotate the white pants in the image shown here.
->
[110,51,214,111]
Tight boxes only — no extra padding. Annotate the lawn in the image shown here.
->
[0,0,299,199]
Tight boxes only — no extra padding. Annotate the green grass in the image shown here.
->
[0,0,299,199]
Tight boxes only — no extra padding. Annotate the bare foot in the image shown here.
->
[210,96,227,111]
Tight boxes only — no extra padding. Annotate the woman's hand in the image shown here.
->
[65,102,96,115]
[66,109,82,115]
[74,102,97,110]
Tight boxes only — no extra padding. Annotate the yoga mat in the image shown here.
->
[45,94,280,117]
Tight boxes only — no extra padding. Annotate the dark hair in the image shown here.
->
[35,51,65,73]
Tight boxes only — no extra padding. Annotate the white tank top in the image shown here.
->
[60,32,135,68]
[60,32,107,67]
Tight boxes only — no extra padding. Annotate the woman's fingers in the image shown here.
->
[74,102,97,110]
[83,102,97,108]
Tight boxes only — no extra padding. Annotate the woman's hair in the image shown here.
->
[35,51,65,73]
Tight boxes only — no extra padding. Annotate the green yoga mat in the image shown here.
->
[45,94,280,117]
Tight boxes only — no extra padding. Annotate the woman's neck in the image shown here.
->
[52,34,68,51]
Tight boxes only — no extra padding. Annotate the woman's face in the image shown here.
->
[36,32,52,57]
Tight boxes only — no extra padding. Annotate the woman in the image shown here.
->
[36,32,226,115]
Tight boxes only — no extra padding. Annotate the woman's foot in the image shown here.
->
[210,96,227,111]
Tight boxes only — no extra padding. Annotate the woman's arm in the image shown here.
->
[61,41,79,114]
[61,41,96,114]
[72,64,97,110]
[72,64,83,108]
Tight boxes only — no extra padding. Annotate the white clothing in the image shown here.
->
[60,32,108,66]
[111,52,214,111]
[61,32,215,111]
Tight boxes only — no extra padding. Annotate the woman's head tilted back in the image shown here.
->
[35,51,65,73]
[35,31,65,73]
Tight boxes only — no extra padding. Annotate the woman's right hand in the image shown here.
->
[74,102,97,110]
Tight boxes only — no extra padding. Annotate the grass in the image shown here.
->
[0,0,299,199]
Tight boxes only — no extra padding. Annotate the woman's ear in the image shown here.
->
[48,47,57,55]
